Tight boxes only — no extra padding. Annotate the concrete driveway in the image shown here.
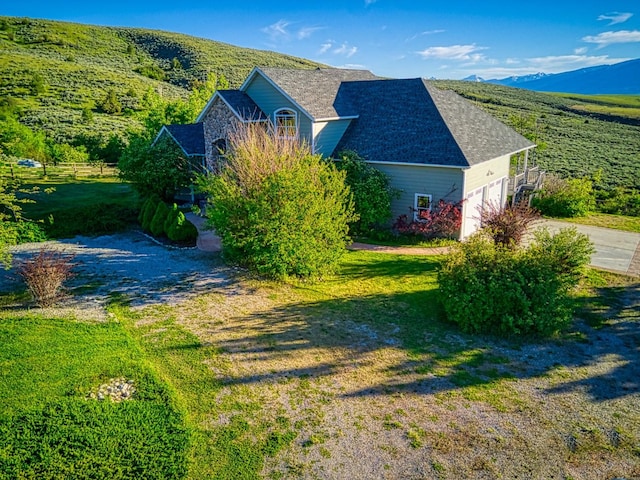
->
[538,220,640,277]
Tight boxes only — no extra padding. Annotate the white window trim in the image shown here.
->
[274,108,298,139]
[414,193,432,221]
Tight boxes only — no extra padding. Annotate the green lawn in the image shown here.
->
[19,177,138,220]
[17,177,140,238]
[0,313,190,479]
[1,249,638,478]
[555,212,640,233]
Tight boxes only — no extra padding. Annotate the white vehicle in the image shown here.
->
[17,159,42,168]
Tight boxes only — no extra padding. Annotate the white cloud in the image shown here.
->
[318,42,332,54]
[598,12,633,25]
[334,42,358,58]
[318,41,358,58]
[574,47,588,55]
[261,20,290,41]
[582,30,640,47]
[416,44,488,61]
[297,26,323,40]
[406,30,445,42]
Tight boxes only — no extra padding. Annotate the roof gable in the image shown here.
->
[333,78,534,167]
[246,67,379,120]
[196,90,266,123]
[160,123,205,156]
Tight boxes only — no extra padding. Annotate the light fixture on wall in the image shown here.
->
[486,170,494,176]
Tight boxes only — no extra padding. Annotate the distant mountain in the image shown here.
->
[462,74,485,82]
[487,72,550,87]
[466,59,640,94]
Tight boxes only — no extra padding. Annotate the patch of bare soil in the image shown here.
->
[171,282,640,480]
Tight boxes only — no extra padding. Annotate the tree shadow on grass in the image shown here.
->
[544,282,640,401]
[202,274,639,403]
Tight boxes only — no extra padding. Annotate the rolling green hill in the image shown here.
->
[0,16,638,191]
[0,16,323,142]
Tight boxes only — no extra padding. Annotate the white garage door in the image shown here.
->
[486,178,505,209]
[463,187,483,238]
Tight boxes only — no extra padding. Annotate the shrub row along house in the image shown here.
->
[155,67,536,238]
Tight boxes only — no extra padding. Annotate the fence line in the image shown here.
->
[0,162,119,180]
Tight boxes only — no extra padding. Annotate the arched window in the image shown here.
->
[274,109,297,138]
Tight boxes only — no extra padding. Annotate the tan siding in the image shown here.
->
[370,163,464,221]
[463,155,510,192]
[314,119,352,156]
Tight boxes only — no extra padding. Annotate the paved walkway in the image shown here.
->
[185,213,640,278]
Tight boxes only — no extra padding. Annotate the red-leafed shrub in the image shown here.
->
[393,200,463,239]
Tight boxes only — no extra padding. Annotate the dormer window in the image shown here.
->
[274,109,297,138]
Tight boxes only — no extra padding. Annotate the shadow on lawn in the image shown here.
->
[207,275,640,403]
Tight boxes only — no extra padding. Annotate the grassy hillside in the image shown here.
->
[0,16,323,142]
[0,16,638,191]
[433,81,640,189]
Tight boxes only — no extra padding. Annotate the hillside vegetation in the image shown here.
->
[0,16,638,192]
[433,81,640,190]
[0,16,323,142]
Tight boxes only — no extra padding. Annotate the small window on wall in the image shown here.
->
[414,193,432,221]
[274,109,297,138]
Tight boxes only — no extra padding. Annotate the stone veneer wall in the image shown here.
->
[202,98,239,171]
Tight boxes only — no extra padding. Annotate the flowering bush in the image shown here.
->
[393,199,463,239]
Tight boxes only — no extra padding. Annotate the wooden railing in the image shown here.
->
[508,166,545,205]
[508,166,544,195]
[0,162,118,180]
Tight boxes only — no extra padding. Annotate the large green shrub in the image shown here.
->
[438,227,593,336]
[334,150,398,235]
[149,201,170,237]
[532,175,595,217]
[200,125,355,279]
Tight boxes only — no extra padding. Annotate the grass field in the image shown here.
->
[552,93,640,120]
[18,177,137,220]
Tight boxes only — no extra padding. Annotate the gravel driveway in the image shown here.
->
[1,231,233,315]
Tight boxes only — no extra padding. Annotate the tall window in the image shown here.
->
[414,193,432,221]
[274,109,297,138]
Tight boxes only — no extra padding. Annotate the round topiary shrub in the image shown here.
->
[166,212,198,245]
[150,201,170,237]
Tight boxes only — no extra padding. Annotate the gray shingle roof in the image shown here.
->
[333,78,534,167]
[164,123,205,156]
[217,90,267,121]
[257,67,380,119]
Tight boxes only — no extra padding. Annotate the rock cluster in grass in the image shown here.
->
[86,377,136,402]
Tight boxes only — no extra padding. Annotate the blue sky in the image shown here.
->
[3,1,640,79]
